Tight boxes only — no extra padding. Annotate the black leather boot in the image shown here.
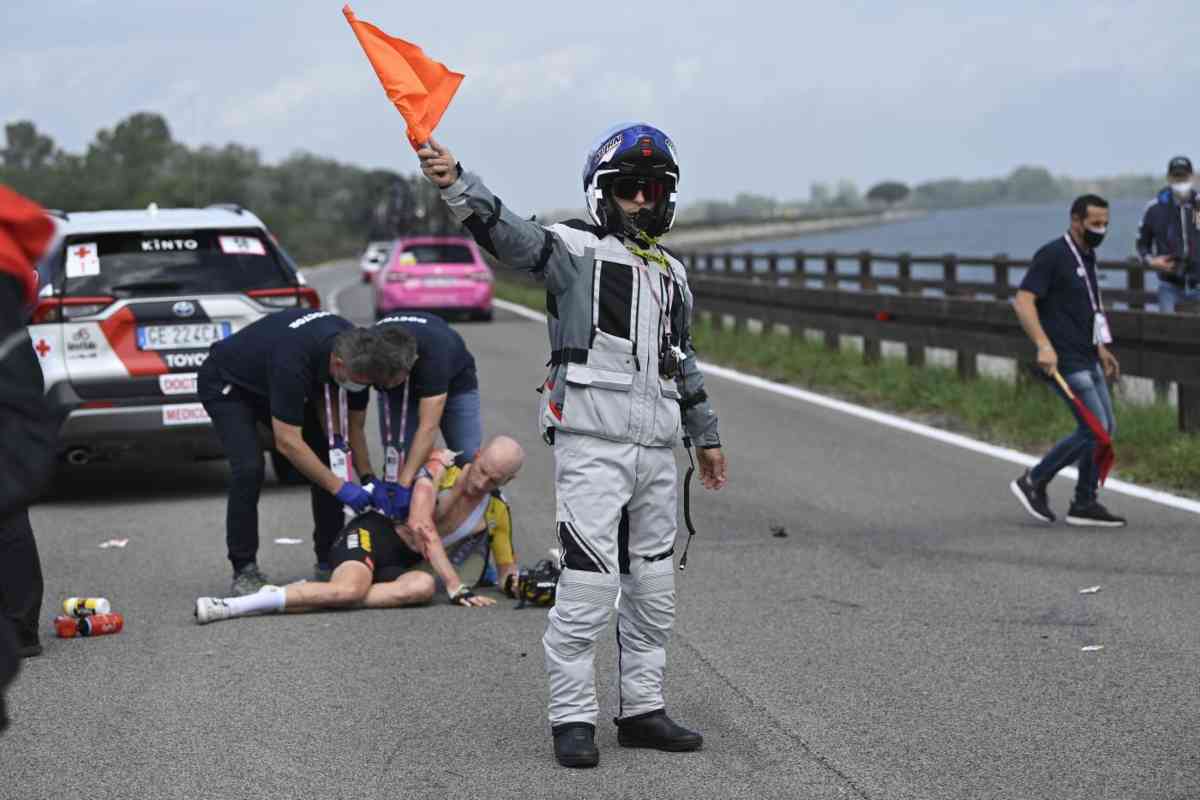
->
[552,722,600,768]
[615,709,703,752]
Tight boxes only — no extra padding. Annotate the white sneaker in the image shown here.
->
[195,597,233,625]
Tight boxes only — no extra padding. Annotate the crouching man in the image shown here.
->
[194,435,525,621]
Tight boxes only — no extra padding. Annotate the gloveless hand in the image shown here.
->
[417,139,458,188]
[697,447,727,490]
[1099,346,1121,380]
[1036,344,1058,375]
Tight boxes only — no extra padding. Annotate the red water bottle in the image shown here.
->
[78,612,123,636]
[54,615,80,638]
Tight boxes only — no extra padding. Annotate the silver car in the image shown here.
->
[30,204,319,477]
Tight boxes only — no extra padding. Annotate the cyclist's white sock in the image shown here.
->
[226,586,285,617]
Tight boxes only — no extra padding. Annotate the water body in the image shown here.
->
[727,197,1166,300]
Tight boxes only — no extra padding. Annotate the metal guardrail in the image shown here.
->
[681,255,1200,431]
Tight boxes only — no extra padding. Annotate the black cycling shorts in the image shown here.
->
[328,512,422,583]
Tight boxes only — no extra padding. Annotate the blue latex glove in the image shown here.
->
[335,481,372,513]
[385,482,412,518]
[370,481,412,519]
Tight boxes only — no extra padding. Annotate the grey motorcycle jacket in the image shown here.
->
[439,169,720,449]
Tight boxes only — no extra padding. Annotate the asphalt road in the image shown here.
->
[5,262,1198,800]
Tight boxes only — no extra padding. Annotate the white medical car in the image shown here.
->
[30,204,320,476]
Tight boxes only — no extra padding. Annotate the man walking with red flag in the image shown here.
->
[1010,194,1126,527]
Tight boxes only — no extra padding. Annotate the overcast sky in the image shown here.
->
[4,1,1200,214]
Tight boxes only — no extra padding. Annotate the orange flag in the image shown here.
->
[343,5,464,150]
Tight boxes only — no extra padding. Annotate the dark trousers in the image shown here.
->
[201,381,343,572]
[0,508,43,647]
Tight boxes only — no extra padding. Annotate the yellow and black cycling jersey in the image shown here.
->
[436,463,514,568]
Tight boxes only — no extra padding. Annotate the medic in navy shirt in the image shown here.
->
[198,309,416,595]
[373,312,482,508]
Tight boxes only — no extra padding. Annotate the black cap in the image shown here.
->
[1168,155,1193,175]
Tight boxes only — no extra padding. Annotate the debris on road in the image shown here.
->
[98,538,128,549]
[1081,645,1105,652]
[274,537,303,544]
[1078,585,1102,595]
[770,525,788,538]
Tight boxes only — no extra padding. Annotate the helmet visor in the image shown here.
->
[609,174,671,204]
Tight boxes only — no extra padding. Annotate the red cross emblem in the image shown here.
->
[73,246,91,259]
[34,339,50,357]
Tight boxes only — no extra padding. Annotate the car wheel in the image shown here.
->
[269,449,307,485]
[473,308,494,322]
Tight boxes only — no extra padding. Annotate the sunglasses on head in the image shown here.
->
[610,175,670,203]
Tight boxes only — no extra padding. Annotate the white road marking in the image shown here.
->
[492,298,1200,516]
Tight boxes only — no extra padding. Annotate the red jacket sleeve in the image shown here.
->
[0,186,54,307]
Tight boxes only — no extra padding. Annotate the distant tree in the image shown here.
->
[865,181,910,207]
[809,182,831,208]
[1,121,56,172]
[1004,165,1063,203]
[732,192,778,219]
[83,112,176,208]
[834,179,862,208]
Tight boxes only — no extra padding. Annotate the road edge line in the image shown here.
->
[492,297,1200,516]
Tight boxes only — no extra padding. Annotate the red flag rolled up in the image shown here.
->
[1052,370,1115,486]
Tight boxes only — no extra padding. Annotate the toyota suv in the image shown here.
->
[30,204,320,475]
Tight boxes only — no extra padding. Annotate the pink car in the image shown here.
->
[374,236,494,321]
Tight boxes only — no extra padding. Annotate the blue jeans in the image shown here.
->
[1157,279,1200,312]
[378,386,483,460]
[1029,362,1115,506]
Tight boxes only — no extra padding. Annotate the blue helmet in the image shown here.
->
[581,122,680,237]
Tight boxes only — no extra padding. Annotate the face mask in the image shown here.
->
[1172,180,1193,197]
[1082,225,1106,248]
[335,376,368,393]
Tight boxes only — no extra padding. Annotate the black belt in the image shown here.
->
[547,348,589,366]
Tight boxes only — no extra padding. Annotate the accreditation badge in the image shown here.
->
[329,447,351,483]
[1094,312,1113,345]
[384,445,402,483]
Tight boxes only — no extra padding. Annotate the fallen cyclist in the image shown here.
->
[194,436,525,622]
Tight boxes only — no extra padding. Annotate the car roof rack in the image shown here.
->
[45,209,70,221]
[206,203,245,215]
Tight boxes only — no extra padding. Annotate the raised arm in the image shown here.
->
[417,140,582,295]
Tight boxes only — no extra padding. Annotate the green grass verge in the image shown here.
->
[494,277,1200,496]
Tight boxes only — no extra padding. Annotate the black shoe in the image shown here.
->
[1010,470,1055,523]
[615,709,703,752]
[1066,501,1126,528]
[231,563,271,596]
[552,722,599,768]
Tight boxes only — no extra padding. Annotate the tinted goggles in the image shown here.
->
[610,175,671,203]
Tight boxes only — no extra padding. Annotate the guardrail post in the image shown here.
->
[898,252,912,294]
[824,328,839,351]
[1180,383,1200,432]
[859,251,881,362]
[942,253,959,297]
[824,252,838,289]
[993,253,1010,301]
[859,250,873,292]
[1128,265,1146,311]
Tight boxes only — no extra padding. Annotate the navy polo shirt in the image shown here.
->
[374,312,478,399]
[1019,235,1101,373]
[206,309,369,425]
